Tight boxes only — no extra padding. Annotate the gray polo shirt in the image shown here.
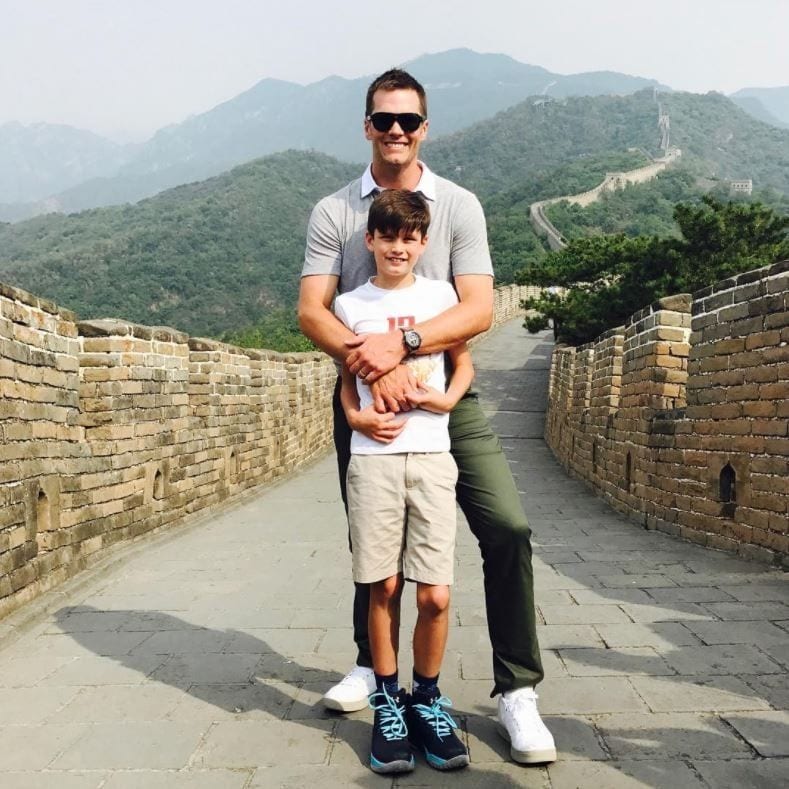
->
[301,162,493,294]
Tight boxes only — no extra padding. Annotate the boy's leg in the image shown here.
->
[412,584,450,678]
[448,392,543,695]
[369,575,404,676]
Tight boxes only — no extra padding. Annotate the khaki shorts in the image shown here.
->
[347,452,458,585]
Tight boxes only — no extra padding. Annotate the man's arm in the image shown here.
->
[297,274,355,362]
[345,274,493,375]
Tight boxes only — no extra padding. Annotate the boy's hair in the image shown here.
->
[365,68,428,118]
[367,190,430,238]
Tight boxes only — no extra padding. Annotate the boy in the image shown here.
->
[334,190,474,774]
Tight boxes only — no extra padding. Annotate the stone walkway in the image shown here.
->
[0,320,787,789]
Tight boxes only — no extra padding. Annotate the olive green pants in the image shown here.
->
[333,381,543,695]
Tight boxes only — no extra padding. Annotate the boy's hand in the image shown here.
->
[369,365,418,414]
[345,330,406,382]
[349,405,407,444]
[406,384,454,414]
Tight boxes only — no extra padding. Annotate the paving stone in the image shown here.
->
[459,649,566,680]
[692,757,789,788]
[539,605,631,625]
[646,586,736,604]
[716,582,789,602]
[0,773,107,789]
[39,655,167,687]
[52,684,216,725]
[534,625,605,649]
[701,601,789,621]
[102,771,251,789]
[0,724,86,770]
[569,589,655,606]
[547,759,704,788]
[149,653,261,687]
[617,603,712,623]
[192,719,334,768]
[19,631,154,658]
[660,644,786,676]
[249,765,381,789]
[597,575,679,589]
[0,686,81,725]
[596,712,752,759]
[722,711,789,757]
[395,761,550,787]
[682,620,789,645]
[52,721,207,770]
[595,623,700,649]
[629,676,773,713]
[538,677,647,714]
[0,655,76,687]
[558,647,674,677]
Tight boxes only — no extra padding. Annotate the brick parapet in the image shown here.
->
[0,280,536,617]
[545,261,788,567]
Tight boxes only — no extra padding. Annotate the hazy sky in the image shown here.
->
[2,0,787,141]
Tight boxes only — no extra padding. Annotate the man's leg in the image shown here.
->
[448,392,543,695]
[449,392,555,764]
[322,381,375,713]
[332,378,373,669]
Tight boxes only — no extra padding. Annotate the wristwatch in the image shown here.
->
[401,328,422,355]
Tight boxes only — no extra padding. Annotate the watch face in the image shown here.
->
[403,330,421,350]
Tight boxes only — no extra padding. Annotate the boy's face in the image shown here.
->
[365,227,427,281]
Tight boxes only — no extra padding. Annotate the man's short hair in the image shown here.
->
[367,190,430,238]
[365,68,428,118]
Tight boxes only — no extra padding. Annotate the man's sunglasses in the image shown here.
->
[366,112,426,133]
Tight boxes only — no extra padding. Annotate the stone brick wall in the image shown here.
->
[545,262,788,567]
[0,279,534,617]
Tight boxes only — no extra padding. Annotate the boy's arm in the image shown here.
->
[345,274,493,377]
[406,342,474,414]
[340,366,407,444]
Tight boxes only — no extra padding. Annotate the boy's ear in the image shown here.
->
[364,231,374,251]
[420,234,428,248]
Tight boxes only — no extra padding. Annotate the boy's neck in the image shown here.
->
[372,272,416,290]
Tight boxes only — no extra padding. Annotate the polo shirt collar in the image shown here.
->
[360,162,437,201]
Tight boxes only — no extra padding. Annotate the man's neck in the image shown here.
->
[370,161,423,191]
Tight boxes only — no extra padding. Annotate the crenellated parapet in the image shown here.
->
[0,279,536,617]
[545,261,789,567]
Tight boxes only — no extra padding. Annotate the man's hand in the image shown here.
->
[348,405,407,444]
[345,330,406,382]
[369,365,418,413]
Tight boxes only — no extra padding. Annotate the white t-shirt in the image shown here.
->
[334,275,459,455]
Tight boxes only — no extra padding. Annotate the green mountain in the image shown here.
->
[0,152,358,336]
[0,49,666,222]
[425,90,789,197]
[1,89,786,343]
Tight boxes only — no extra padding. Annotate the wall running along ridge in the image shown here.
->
[544,261,789,568]
[0,281,537,618]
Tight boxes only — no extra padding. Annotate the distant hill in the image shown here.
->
[2,89,786,341]
[425,90,789,197]
[729,95,789,129]
[0,122,131,204]
[731,86,789,127]
[0,152,359,336]
[0,49,667,221]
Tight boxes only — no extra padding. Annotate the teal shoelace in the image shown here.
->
[412,696,458,740]
[369,689,408,741]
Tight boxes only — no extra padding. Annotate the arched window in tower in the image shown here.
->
[720,463,736,504]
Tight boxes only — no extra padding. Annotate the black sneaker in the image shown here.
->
[407,690,469,770]
[368,688,415,774]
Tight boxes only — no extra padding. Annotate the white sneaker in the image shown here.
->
[322,664,376,712]
[496,686,557,764]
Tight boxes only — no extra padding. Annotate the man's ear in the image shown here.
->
[364,117,374,141]
[365,231,375,251]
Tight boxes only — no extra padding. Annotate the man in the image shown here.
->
[298,68,556,765]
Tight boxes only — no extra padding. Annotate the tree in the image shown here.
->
[520,197,789,345]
